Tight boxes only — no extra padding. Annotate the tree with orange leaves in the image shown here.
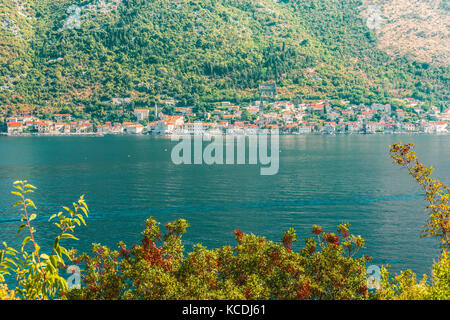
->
[375,142,450,300]
[390,142,450,251]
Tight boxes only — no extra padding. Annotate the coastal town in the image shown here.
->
[2,97,449,136]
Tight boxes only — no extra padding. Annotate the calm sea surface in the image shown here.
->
[0,135,449,276]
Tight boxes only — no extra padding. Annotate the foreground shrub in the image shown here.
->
[68,220,369,300]
[0,181,89,299]
[375,251,450,300]
[0,275,16,300]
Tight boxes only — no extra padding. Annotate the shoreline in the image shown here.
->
[1,132,449,137]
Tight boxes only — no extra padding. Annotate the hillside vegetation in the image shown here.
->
[0,0,448,121]
[362,0,449,65]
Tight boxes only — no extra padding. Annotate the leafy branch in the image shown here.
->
[0,181,89,299]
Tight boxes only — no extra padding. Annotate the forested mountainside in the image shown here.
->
[0,0,448,121]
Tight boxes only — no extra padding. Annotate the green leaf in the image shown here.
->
[29,214,37,221]
[21,236,31,251]
[13,200,23,207]
[17,224,27,234]
[40,253,49,260]
[3,257,17,267]
[50,255,58,269]
[60,247,70,259]
[76,214,86,225]
[25,199,37,210]
[1,262,14,270]
[60,234,79,241]
[62,206,72,214]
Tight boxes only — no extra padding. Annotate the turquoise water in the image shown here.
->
[0,135,449,276]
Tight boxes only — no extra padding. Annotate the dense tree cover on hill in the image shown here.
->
[0,0,448,121]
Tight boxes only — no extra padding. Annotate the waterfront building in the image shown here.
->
[366,122,385,133]
[154,116,184,134]
[402,123,416,132]
[323,123,336,134]
[134,109,150,121]
[126,123,145,134]
[7,122,23,135]
[54,122,69,134]
[346,122,362,133]
[146,121,158,133]
[35,121,52,134]
[97,124,112,134]
[111,123,124,134]
[435,121,448,133]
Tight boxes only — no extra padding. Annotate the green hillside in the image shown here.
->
[0,0,448,121]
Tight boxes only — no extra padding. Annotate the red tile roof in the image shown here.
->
[7,122,22,127]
